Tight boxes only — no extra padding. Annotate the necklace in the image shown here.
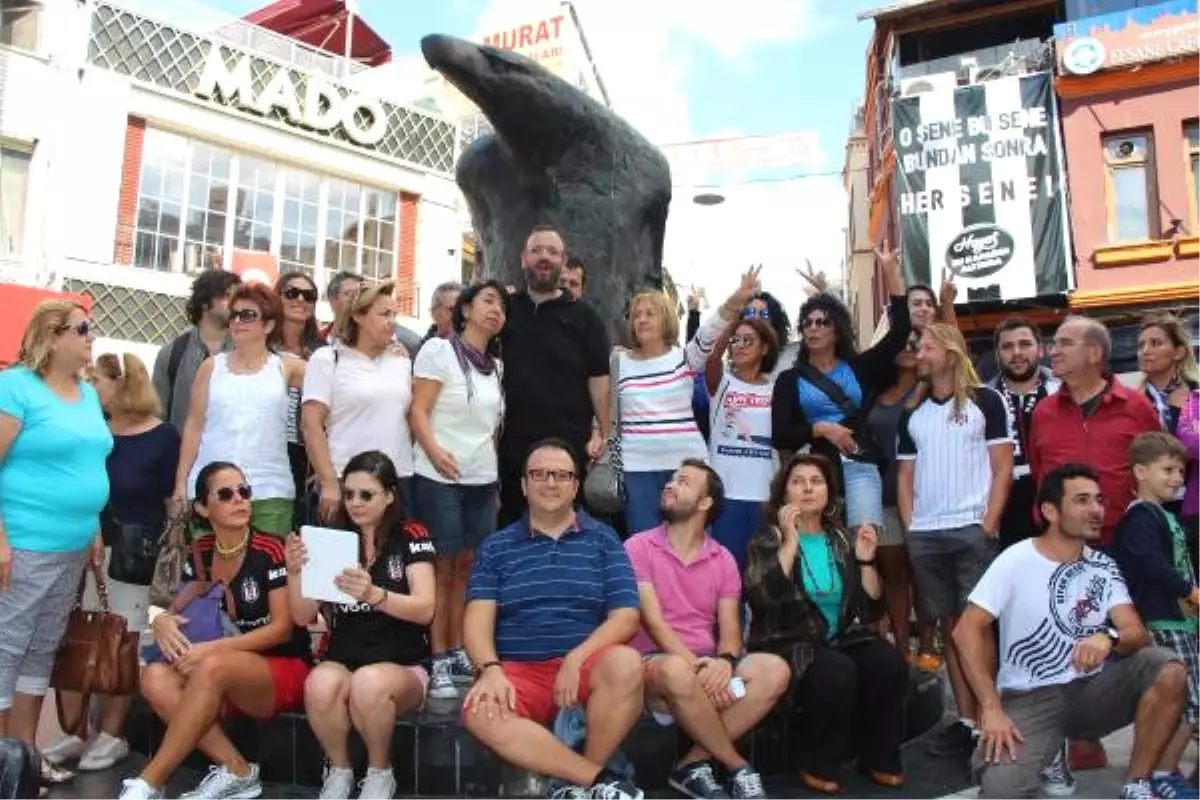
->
[215,529,250,559]
[798,534,839,595]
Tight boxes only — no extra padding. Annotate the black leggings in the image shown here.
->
[792,637,908,780]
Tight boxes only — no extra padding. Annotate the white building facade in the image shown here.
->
[0,0,463,362]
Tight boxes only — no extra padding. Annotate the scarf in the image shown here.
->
[449,332,496,401]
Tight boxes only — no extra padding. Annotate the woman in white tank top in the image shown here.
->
[173,284,305,537]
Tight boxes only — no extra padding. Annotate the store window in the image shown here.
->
[132,128,399,286]
[0,144,31,258]
[1102,131,1157,243]
[0,0,41,53]
[1186,121,1199,231]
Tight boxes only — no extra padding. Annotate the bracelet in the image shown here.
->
[857,558,877,567]
[475,660,503,678]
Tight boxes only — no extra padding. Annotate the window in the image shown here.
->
[132,128,400,286]
[1102,131,1157,243]
[0,0,41,53]
[1186,121,1199,231]
[0,144,31,258]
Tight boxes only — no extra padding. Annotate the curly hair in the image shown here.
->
[796,292,858,365]
[185,269,241,326]
[747,291,791,350]
[763,452,843,535]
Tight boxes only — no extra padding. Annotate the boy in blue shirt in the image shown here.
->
[1112,432,1199,798]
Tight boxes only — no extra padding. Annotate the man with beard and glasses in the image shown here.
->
[954,463,1188,800]
[624,460,788,799]
[986,317,1060,551]
[497,224,612,526]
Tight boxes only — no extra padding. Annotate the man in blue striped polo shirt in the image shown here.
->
[462,438,645,800]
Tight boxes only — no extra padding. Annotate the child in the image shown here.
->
[1112,431,1199,797]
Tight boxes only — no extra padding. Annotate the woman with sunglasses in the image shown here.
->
[0,301,110,781]
[120,462,312,800]
[286,451,435,800]
[772,239,909,544]
[174,284,305,538]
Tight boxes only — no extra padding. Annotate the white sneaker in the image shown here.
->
[78,732,130,771]
[358,767,396,800]
[318,765,355,799]
[42,734,87,766]
[180,764,263,799]
[427,657,457,699]
[118,778,164,799]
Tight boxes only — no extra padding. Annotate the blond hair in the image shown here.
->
[1140,312,1199,386]
[627,291,679,349]
[94,352,161,419]
[333,280,395,347]
[909,323,981,421]
[18,300,88,376]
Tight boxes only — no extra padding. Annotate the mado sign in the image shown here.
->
[194,48,387,147]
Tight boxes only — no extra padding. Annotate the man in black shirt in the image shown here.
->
[498,225,611,526]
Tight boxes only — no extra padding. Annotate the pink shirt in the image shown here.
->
[624,525,742,656]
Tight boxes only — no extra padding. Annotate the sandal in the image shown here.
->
[906,649,943,672]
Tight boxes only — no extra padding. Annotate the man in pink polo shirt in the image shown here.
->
[625,459,791,800]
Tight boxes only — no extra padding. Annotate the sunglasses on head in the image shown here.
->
[229,308,261,324]
[742,307,770,321]
[57,320,92,338]
[212,484,252,503]
[342,488,378,503]
[801,316,832,330]
[283,286,318,303]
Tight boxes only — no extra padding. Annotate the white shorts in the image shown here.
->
[81,547,151,633]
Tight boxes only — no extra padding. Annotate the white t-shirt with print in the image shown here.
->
[302,345,414,478]
[968,538,1132,693]
[709,373,776,502]
[412,337,503,485]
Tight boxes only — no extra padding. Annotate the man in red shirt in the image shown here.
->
[1027,315,1162,773]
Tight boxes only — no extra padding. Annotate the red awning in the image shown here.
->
[0,285,93,368]
[243,0,392,68]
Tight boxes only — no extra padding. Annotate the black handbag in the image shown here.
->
[794,364,885,465]
[108,518,161,585]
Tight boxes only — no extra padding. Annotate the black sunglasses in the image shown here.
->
[342,488,378,503]
[801,316,833,330]
[283,286,318,303]
[230,308,261,324]
[212,484,252,503]
[57,320,92,338]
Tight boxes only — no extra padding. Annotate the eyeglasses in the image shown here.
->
[212,484,252,503]
[801,316,832,330]
[526,468,576,483]
[742,307,770,321]
[342,488,378,503]
[282,286,318,303]
[229,308,261,324]
[730,335,759,348]
[56,320,93,338]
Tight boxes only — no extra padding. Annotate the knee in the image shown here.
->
[348,665,393,711]
[1153,657,1188,698]
[140,664,174,703]
[593,646,644,692]
[653,655,700,700]
[188,653,234,693]
[304,667,349,712]
[741,654,791,702]
[980,763,1039,799]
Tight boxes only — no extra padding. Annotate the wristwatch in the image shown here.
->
[718,652,740,668]
[1106,627,1120,648]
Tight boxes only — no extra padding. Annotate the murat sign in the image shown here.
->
[194,49,387,147]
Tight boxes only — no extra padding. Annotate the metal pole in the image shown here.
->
[344,0,356,77]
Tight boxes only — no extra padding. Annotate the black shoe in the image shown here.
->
[587,776,644,799]
[668,761,729,799]
[925,721,976,759]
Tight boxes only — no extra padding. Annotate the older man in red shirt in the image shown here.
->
[1027,314,1162,775]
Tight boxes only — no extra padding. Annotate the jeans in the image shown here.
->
[711,498,762,573]
[622,470,673,536]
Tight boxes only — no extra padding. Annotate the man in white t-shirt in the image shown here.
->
[954,463,1188,800]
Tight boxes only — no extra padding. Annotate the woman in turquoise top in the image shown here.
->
[0,300,110,768]
[744,453,908,795]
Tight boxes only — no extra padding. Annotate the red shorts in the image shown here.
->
[466,647,611,725]
[223,656,311,719]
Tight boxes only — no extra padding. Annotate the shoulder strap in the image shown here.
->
[164,333,190,413]
[607,350,621,437]
[796,363,858,417]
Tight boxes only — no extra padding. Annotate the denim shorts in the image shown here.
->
[906,523,997,620]
[412,475,497,557]
[841,457,884,529]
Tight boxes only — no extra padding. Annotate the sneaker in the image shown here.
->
[318,765,355,800]
[668,761,729,799]
[450,648,475,682]
[1120,779,1156,799]
[77,732,129,772]
[427,657,458,700]
[180,764,263,799]
[729,766,767,799]
[587,778,644,799]
[358,767,396,800]
[1151,772,1200,799]
[925,721,976,759]
[118,778,164,800]
[42,735,86,766]
[1039,741,1077,797]
[548,787,589,799]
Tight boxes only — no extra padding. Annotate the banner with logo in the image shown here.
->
[891,72,1072,303]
